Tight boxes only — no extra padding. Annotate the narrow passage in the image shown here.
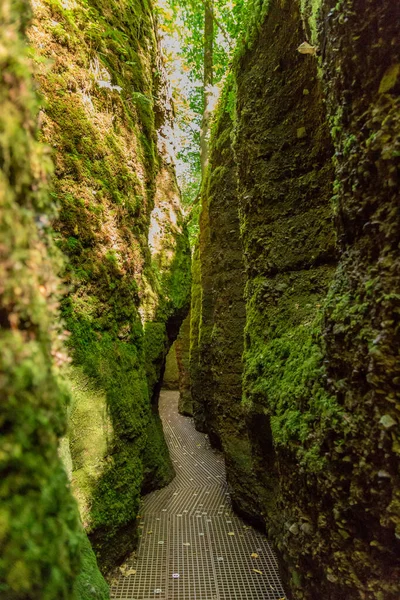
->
[111,391,286,600]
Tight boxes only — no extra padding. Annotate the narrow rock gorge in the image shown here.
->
[1,0,399,599]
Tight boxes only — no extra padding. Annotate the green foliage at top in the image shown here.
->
[158,0,249,238]
[299,0,323,43]
[239,0,270,46]
[165,0,247,81]
[157,0,275,243]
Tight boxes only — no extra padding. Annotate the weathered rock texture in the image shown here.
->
[176,313,193,415]
[192,84,265,520]
[189,245,206,431]
[0,1,108,598]
[163,342,179,389]
[307,0,400,596]
[27,0,190,574]
[193,0,400,598]
[235,0,339,593]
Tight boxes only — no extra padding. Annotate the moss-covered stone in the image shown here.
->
[176,313,193,416]
[26,0,190,573]
[311,0,400,596]
[0,1,107,597]
[235,0,338,569]
[192,81,266,520]
[66,367,112,529]
[193,0,400,598]
[189,245,205,431]
[163,342,179,390]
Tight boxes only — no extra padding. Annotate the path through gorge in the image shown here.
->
[2,1,399,599]
[111,391,286,600]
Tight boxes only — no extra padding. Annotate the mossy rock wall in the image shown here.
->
[176,313,193,416]
[163,342,179,390]
[309,0,400,596]
[0,2,108,597]
[189,245,206,431]
[234,0,339,594]
[194,85,264,521]
[27,0,191,572]
[194,0,400,598]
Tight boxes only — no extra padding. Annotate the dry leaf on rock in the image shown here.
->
[297,41,317,55]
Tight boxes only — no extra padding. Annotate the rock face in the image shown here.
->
[0,2,108,597]
[309,0,400,596]
[190,245,206,431]
[235,0,338,593]
[176,313,193,415]
[27,0,191,572]
[10,0,190,582]
[191,84,265,521]
[193,0,400,598]
[163,342,180,390]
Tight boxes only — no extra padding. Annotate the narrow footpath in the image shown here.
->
[111,391,286,600]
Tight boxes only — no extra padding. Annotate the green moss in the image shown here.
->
[0,1,107,597]
[245,311,343,471]
[144,322,168,396]
[189,246,202,361]
[243,269,345,472]
[141,413,175,492]
[163,342,180,390]
[378,63,400,94]
[300,0,323,43]
[189,245,205,430]
[27,0,190,571]
[243,0,272,48]
[232,1,400,598]
[176,313,193,416]
[223,437,254,473]
[66,368,112,523]
[63,316,175,548]
[73,533,110,599]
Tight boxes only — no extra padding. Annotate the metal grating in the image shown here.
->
[110,391,286,600]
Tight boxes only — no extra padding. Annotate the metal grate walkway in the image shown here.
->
[110,390,286,600]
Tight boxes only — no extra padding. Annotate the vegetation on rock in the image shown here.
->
[176,313,193,415]
[0,1,108,597]
[2,0,399,598]
[188,0,400,598]
[163,341,180,389]
[2,0,190,594]
[25,0,191,572]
